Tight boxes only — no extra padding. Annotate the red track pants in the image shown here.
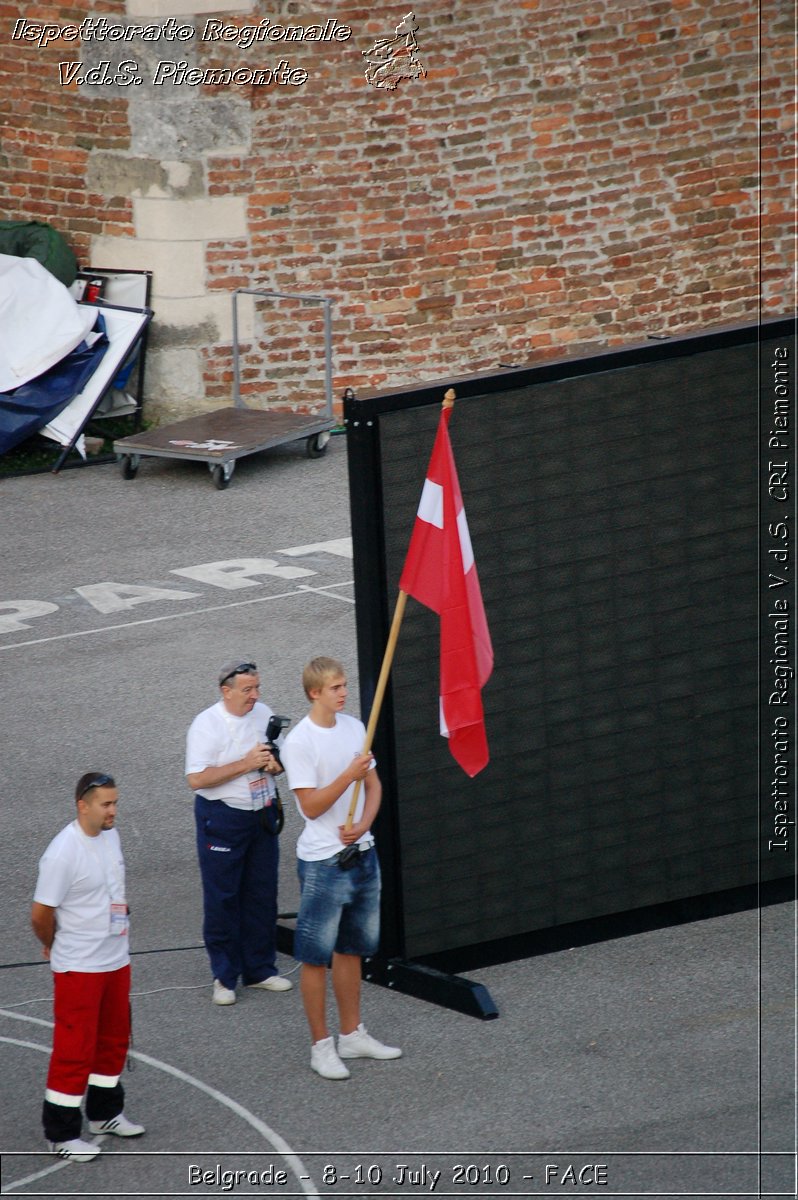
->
[46,964,131,1101]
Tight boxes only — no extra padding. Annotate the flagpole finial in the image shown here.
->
[443,388,456,409]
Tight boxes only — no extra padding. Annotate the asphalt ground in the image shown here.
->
[0,437,794,1199]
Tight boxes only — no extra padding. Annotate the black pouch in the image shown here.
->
[337,844,359,870]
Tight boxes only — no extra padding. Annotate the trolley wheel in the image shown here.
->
[211,462,234,490]
[119,454,139,480]
[306,431,331,458]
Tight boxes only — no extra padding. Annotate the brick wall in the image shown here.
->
[0,0,133,261]
[1,1,793,420]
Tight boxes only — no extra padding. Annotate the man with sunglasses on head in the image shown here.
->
[31,772,145,1162]
[186,659,293,1005]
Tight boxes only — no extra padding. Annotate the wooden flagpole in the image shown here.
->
[344,589,407,827]
[344,387,456,828]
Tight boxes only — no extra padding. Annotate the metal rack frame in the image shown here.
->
[114,288,335,488]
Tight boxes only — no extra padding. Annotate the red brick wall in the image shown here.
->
[0,1,133,264]
[1,1,794,414]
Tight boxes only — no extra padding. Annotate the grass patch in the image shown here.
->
[0,415,144,478]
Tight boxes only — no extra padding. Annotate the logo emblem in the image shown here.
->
[363,11,426,90]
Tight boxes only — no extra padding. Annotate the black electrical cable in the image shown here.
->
[0,912,298,971]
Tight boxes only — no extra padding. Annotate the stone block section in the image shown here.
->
[151,293,253,344]
[142,346,209,424]
[127,0,254,17]
[91,237,206,297]
[133,197,247,243]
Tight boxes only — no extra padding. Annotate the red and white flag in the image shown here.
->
[399,404,493,776]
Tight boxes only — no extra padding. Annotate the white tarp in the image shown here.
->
[0,255,96,392]
[41,304,151,455]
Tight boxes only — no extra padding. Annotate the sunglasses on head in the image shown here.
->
[220,662,257,686]
[77,774,115,801]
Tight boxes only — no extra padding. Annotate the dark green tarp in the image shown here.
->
[0,221,78,286]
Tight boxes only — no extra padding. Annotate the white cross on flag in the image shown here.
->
[399,403,493,776]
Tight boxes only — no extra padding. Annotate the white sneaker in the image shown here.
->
[212,978,236,1005]
[338,1023,402,1060]
[47,1137,100,1162]
[310,1036,351,1080]
[88,1112,145,1137]
[247,975,293,992]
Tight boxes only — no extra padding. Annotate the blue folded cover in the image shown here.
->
[0,317,109,455]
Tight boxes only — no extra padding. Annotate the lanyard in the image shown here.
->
[220,706,274,804]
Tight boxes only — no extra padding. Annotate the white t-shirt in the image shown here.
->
[185,699,276,810]
[33,821,129,973]
[282,712,376,861]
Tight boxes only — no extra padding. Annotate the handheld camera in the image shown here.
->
[264,714,290,772]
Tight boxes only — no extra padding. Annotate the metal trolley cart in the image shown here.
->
[114,288,334,489]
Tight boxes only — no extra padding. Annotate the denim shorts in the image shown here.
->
[294,847,381,965]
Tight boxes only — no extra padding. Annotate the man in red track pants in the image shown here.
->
[31,772,145,1162]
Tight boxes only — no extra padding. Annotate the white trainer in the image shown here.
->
[310,1036,351,1080]
[88,1112,145,1137]
[212,979,236,1005]
[247,975,293,992]
[338,1023,403,1060]
[47,1137,101,1162]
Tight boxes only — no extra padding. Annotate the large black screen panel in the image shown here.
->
[347,320,794,966]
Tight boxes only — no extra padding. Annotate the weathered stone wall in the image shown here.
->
[2,0,794,421]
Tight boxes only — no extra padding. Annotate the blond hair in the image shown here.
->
[302,656,345,700]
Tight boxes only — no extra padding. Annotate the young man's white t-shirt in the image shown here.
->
[185,699,276,810]
[282,712,376,861]
[33,821,129,973]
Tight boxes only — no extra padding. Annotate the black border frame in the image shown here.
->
[340,314,795,1018]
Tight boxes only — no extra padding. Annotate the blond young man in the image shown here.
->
[282,657,402,1080]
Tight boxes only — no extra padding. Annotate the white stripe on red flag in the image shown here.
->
[399,405,493,776]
